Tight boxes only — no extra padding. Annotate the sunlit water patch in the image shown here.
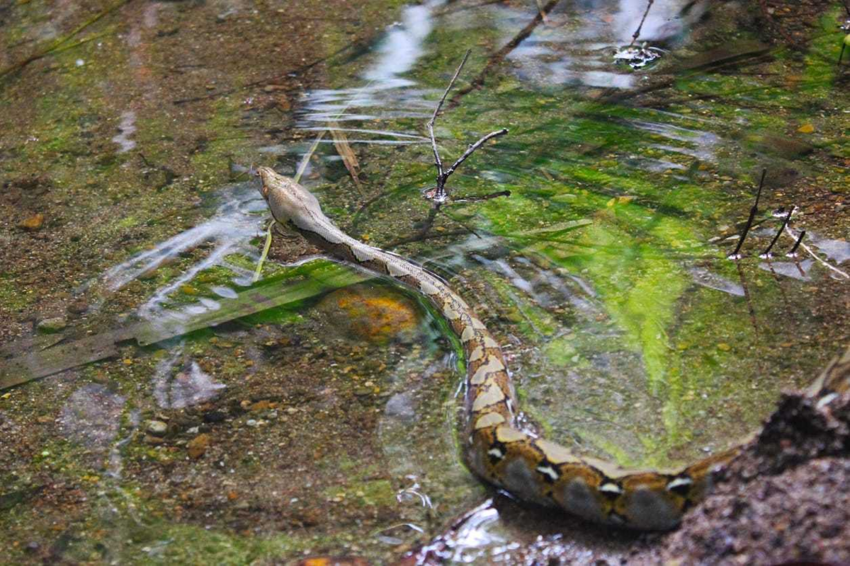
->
[153,352,226,409]
[100,182,265,319]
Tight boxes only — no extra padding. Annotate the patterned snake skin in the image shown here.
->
[258,167,850,530]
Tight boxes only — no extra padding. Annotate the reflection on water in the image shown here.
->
[612,0,708,43]
[111,110,137,154]
[689,267,745,296]
[492,0,706,89]
[100,182,265,319]
[153,352,226,409]
[364,0,445,88]
[59,384,127,454]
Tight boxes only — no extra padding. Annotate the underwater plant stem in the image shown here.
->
[0,0,132,82]
[252,221,275,283]
[450,190,512,204]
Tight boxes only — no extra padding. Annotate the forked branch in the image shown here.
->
[427,50,509,203]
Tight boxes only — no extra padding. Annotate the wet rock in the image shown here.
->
[203,410,227,423]
[146,420,168,437]
[17,213,44,231]
[36,316,67,334]
[317,284,420,343]
[250,400,274,412]
[67,300,89,315]
[384,392,416,423]
[187,433,211,459]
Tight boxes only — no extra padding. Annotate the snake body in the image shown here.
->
[258,167,850,530]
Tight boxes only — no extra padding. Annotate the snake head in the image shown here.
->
[257,166,324,228]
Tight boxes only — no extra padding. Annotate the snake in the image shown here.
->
[257,166,850,530]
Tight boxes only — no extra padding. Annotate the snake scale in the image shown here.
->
[258,167,850,530]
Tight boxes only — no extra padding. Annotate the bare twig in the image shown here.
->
[787,230,805,256]
[444,129,509,179]
[429,50,471,182]
[426,51,508,202]
[760,205,793,258]
[728,168,767,259]
[630,0,655,46]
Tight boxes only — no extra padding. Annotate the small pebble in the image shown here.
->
[203,410,227,423]
[187,433,211,459]
[146,420,168,436]
[18,214,44,231]
[37,317,67,334]
[246,419,258,427]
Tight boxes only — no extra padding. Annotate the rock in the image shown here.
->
[18,214,44,231]
[146,420,168,437]
[317,284,420,344]
[250,400,274,412]
[37,317,67,334]
[187,433,210,459]
[67,300,89,315]
[203,410,227,423]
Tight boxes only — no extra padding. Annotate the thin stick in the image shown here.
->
[760,205,793,257]
[630,0,655,46]
[450,190,512,204]
[787,230,805,256]
[729,168,767,259]
[429,50,471,182]
[426,50,508,202]
[443,129,509,179]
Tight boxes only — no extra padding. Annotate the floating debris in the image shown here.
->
[613,42,664,69]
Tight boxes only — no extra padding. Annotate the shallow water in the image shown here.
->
[0,0,848,563]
